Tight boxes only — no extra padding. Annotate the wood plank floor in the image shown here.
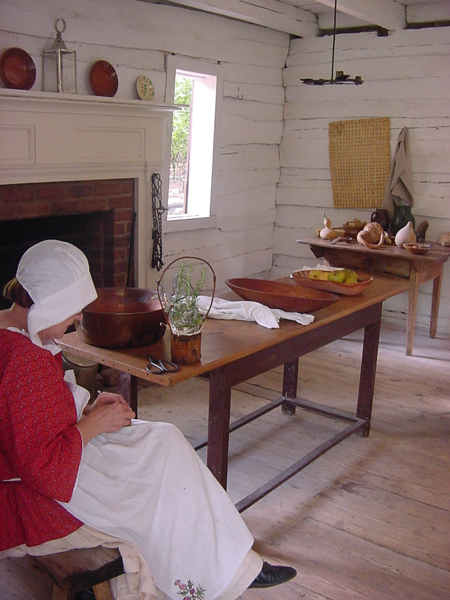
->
[137,324,450,600]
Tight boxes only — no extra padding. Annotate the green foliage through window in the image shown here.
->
[171,76,192,171]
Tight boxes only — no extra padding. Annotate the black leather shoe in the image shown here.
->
[249,561,297,588]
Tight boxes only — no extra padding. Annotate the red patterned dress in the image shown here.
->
[0,329,83,551]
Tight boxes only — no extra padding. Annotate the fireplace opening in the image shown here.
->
[0,179,136,310]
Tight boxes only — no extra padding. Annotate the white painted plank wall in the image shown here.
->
[0,0,288,291]
[3,0,449,334]
[273,26,450,335]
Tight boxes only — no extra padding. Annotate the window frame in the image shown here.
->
[164,55,222,233]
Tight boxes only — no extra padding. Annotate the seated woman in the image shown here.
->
[0,240,296,600]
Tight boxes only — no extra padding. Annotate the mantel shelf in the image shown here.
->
[0,88,178,113]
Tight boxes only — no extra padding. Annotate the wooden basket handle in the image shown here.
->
[156,256,216,320]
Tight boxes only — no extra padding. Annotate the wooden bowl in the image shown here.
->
[225,278,339,313]
[341,221,366,238]
[77,287,166,348]
[291,270,374,296]
[403,243,431,255]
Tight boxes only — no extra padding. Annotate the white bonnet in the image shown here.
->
[16,240,97,345]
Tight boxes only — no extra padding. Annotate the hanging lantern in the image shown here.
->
[301,0,363,86]
[43,18,77,93]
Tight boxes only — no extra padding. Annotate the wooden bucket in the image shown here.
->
[170,331,202,364]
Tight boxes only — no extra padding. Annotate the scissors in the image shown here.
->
[146,355,178,374]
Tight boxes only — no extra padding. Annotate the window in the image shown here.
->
[166,63,218,221]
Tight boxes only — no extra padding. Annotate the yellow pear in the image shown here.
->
[308,270,329,281]
[343,270,358,284]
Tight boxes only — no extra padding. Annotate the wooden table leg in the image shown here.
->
[282,359,299,415]
[430,272,443,339]
[117,372,139,416]
[356,307,382,437]
[406,267,419,356]
[207,368,232,489]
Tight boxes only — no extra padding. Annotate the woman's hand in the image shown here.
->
[85,391,132,413]
[76,392,135,445]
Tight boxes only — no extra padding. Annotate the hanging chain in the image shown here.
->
[151,173,168,271]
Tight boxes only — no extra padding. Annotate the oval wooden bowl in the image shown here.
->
[77,287,166,348]
[225,278,338,313]
[291,270,374,296]
[403,243,431,255]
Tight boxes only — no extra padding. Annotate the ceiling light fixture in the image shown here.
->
[301,0,363,86]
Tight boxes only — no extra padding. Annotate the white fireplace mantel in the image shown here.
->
[0,89,177,181]
[0,88,177,287]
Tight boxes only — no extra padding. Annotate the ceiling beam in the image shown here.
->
[318,12,374,31]
[407,1,450,24]
[163,0,319,36]
[313,0,406,31]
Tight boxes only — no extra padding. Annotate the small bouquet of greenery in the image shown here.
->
[158,259,208,336]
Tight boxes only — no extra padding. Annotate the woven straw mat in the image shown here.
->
[329,117,390,209]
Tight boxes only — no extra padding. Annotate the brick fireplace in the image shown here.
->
[0,89,176,304]
[0,179,136,309]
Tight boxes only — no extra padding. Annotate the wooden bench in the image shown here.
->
[0,546,124,600]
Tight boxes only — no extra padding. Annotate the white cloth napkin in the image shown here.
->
[197,296,314,329]
[298,264,343,273]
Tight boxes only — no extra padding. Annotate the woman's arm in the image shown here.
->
[2,341,84,502]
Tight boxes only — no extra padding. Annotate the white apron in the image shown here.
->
[62,377,255,600]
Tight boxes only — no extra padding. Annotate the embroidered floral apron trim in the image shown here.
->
[174,579,206,600]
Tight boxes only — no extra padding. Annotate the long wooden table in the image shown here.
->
[59,275,408,512]
[297,238,450,356]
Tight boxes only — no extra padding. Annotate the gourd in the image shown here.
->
[356,222,385,249]
[395,221,416,248]
[320,213,338,240]
[415,220,429,242]
[437,232,450,247]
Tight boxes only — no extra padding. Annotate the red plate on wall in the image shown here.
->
[89,60,118,97]
[0,47,36,90]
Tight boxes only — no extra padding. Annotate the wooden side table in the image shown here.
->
[297,238,450,356]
